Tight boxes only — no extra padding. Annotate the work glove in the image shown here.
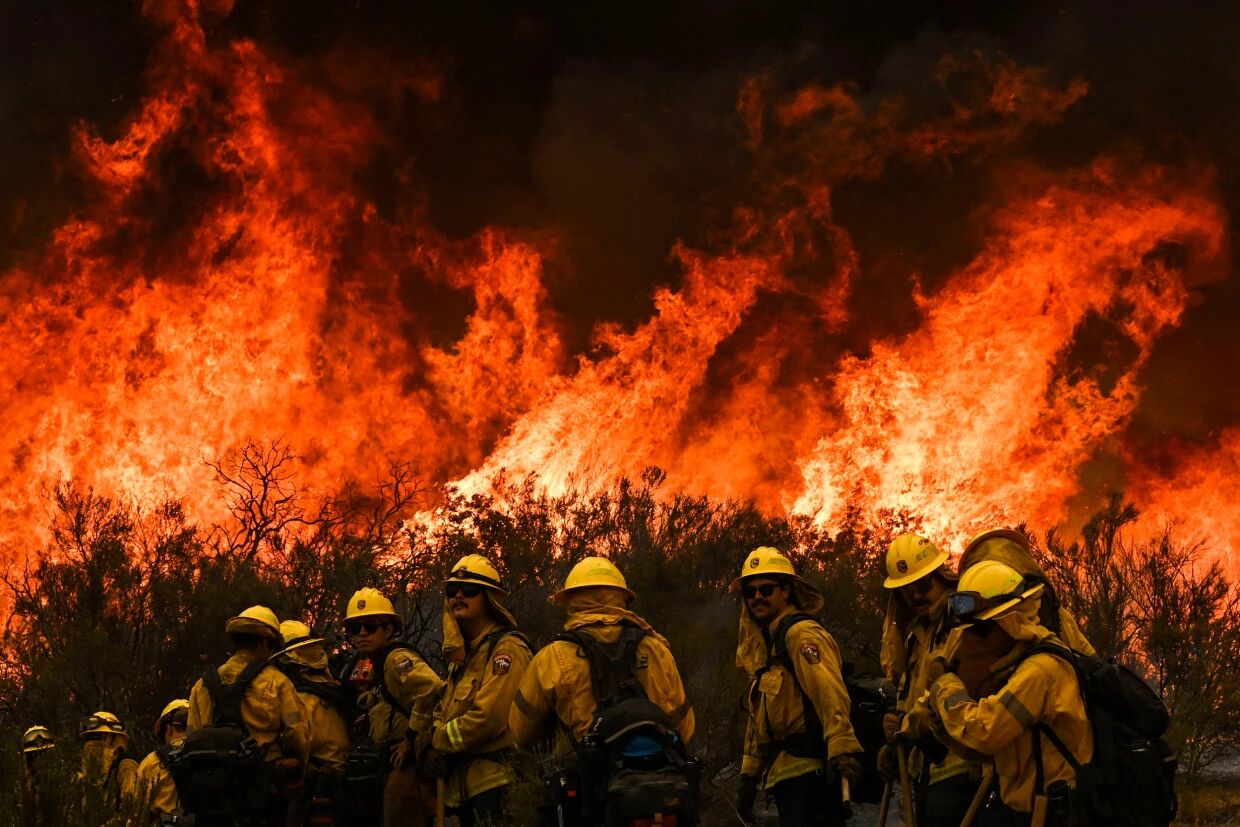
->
[390,737,411,769]
[413,728,448,779]
[925,656,950,685]
[876,744,898,782]
[737,774,759,823]
[882,711,903,743]
[917,734,949,766]
[827,753,864,786]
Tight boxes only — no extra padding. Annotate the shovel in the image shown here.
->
[959,765,995,827]
[897,744,917,827]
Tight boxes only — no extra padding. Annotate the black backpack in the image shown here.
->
[555,626,700,827]
[766,612,894,805]
[1016,643,1177,827]
[169,659,274,823]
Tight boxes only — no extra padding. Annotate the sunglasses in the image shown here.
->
[742,583,782,600]
[345,621,387,636]
[900,577,937,595]
[445,583,484,599]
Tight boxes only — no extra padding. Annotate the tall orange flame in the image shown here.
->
[1,2,1232,574]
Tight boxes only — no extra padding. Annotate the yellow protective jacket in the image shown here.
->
[431,620,533,807]
[509,592,695,755]
[883,592,971,785]
[135,736,184,821]
[352,644,442,745]
[927,603,1094,813]
[297,676,351,772]
[187,652,310,765]
[739,605,864,789]
[79,740,139,816]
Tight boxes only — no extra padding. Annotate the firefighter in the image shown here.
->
[925,559,1094,820]
[20,725,55,812]
[78,710,140,816]
[877,534,977,826]
[134,699,189,823]
[957,529,1095,656]
[339,587,442,827]
[187,605,310,824]
[508,556,696,823]
[409,555,532,826]
[734,547,863,827]
[274,620,350,824]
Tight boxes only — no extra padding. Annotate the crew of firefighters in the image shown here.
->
[18,529,1099,827]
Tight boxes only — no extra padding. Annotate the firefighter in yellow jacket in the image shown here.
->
[926,560,1094,820]
[509,556,696,822]
[410,555,532,825]
[187,606,310,823]
[20,725,55,815]
[340,587,443,827]
[274,620,350,823]
[78,711,139,817]
[134,699,189,822]
[878,534,978,826]
[734,547,863,827]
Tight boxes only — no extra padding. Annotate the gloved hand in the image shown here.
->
[828,753,864,785]
[882,711,903,743]
[390,737,411,769]
[917,734,949,766]
[737,774,759,823]
[414,728,448,779]
[876,744,898,782]
[925,656,950,685]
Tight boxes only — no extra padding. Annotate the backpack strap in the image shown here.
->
[482,628,530,661]
[766,612,826,754]
[1012,642,1087,794]
[204,658,270,731]
[554,626,648,717]
[155,743,175,770]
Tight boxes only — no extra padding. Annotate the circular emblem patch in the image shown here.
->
[357,599,367,609]
[493,654,513,675]
[750,557,760,568]
[896,560,908,574]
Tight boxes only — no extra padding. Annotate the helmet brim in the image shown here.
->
[883,549,952,589]
[550,583,637,604]
[225,616,282,641]
[278,636,326,655]
[729,572,807,592]
[963,529,1031,560]
[971,583,1045,621]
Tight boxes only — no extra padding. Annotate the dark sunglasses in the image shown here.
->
[445,583,484,599]
[345,621,386,636]
[742,583,782,600]
[900,577,937,595]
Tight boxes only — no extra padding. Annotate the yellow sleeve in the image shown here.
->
[187,678,210,732]
[741,683,764,776]
[930,657,1057,755]
[508,648,557,749]
[434,638,532,753]
[640,638,695,746]
[116,758,140,808]
[387,650,444,734]
[788,623,864,759]
[275,676,311,764]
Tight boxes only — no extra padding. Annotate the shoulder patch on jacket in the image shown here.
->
[493,653,513,675]
[395,656,414,675]
[799,642,821,664]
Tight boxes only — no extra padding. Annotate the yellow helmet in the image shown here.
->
[278,620,324,655]
[21,726,55,754]
[79,711,127,742]
[552,556,636,603]
[883,534,950,589]
[949,560,1045,622]
[445,554,507,595]
[731,546,803,590]
[962,528,1031,560]
[155,699,190,737]
[344,587,401,624]
[225,605,282,641]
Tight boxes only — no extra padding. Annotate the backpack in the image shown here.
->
[555,626,700,827]
[169,659,274,822]
[1016,643,1177,827]
[767,613,894,805]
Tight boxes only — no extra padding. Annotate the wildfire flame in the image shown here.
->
[1,2,1233,573]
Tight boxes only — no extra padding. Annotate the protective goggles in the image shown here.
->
[947,583,1029,621]
[22,732,54,750]
[159,709,189,730]
[445,583,484,599]
[79,715,126,735]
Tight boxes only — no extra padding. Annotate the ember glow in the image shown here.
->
[1,3,1234,572]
